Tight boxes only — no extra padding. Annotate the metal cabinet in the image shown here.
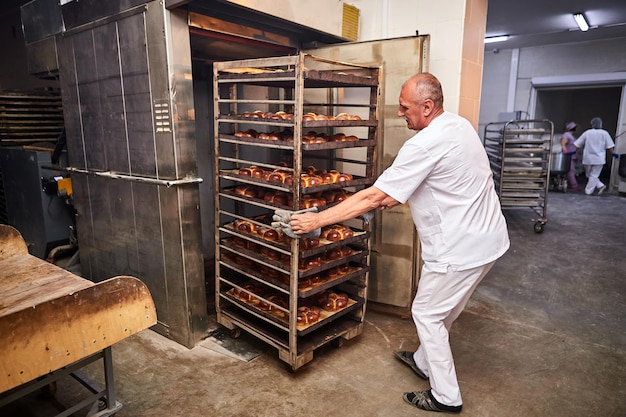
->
[483,120,554,233]
[213,53,380,370]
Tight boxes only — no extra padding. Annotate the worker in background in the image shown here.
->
[573,117,618,195]
[290,72,510,414]
[561,121,580,191]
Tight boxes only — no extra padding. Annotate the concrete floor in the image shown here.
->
[1,188,625,417]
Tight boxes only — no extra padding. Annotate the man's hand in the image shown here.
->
[289,186,393,234]
[290,211,320,234]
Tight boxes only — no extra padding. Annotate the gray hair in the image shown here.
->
[591,117,603,129]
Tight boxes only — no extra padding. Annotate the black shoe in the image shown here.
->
[403,389,462,413]
[393,350,428,380]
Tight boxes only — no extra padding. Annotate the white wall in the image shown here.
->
[479,37,626,139]
[227,0,484,116]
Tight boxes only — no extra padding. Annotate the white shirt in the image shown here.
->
[374,112,510,272]
[574,128,615,165]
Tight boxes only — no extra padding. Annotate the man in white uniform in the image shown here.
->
[573,117,617,195]
[290,73,510,413]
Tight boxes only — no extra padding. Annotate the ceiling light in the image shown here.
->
[573,13,589,32]
[484,35,509,44]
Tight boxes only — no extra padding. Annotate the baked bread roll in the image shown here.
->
[325,266,343,279]
[322,189,350,203]
[260,246,281,261]
[299,256,321,270]
[267,169,289,183]
[321,170,340,184]
[234,129,258,138]
[256,226,281,241]
[329,133,346,142]
[344,135,359,141]
[238,167,254,177]
[324,248,344,261]
[297,306,321,325]
[267,132,281,141]
[337,173,353,182]
[263,190,289,205]
[234,219,257,234]
[300,196,327,209]
[318,291,349,311]
[301,174,323,188]
[340,246,353,257]
[258,295,288,318]
[234,185,258,198]
[320,225,354,241]
[298,277,312,289]
[250,167,266,179]
[338,263,351,274]
[233,284,261,303]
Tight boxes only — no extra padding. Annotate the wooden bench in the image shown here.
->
[0,224,156,416]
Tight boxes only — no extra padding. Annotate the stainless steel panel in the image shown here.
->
[57,3,207,348]
[20,0,64,44]
[60,0,147,30]
[308,36,429,308]
[25,37,59,77]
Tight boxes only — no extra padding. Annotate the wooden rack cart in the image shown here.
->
[0,224,156,417]
[213,53,380,370]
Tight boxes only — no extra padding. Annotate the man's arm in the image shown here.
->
[290,186,396,234]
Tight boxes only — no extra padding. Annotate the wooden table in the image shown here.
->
[0,224,157,416]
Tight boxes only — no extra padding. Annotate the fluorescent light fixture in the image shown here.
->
[484,35,510,44]
[573,13,589,31]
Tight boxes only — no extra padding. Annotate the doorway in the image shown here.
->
[535,85,622,180]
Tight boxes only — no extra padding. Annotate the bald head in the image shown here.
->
[398,72,445,131]
[404,73,444,109]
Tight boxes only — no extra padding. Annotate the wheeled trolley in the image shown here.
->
[484,120,554,233]
[213,53,380,370]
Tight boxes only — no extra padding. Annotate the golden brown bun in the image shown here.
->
[299,256,321,270]
[267,170,289,183]
[234,129,258,138]
[337,173,353,182]
[317,291,349,311]
[233,284,261,302]
[238,167,254,176]
[300,196,327,209]
[234,219,257,234]
[325,248,343,261]
[321,225,354,241]
[297,306,321,325]
[256,226,281,241]
[301,174,323,188]
[329,133,346,142]
[264,190,288,205]
[322,189,350,203]
[234,185,257,198]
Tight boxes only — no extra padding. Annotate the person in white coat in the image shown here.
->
[574,117,617,195]
[289,73,510,413]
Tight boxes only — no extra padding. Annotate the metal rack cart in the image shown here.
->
[213,53,380,370]
[484,119,554,233]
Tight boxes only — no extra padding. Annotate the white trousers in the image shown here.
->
[411,261,495,406]
[583,164,604,195]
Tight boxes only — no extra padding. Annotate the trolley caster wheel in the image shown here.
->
[229,328,241,339]
[534,222,544,233]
